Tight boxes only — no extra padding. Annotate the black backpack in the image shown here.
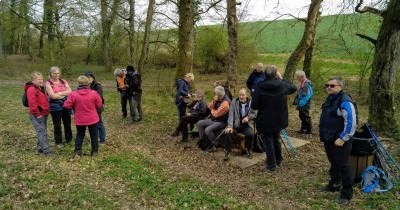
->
[22,82,39,107]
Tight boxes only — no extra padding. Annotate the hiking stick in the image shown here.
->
[204,129,225,153]
[279,135,291,156]
[281,129,297,156]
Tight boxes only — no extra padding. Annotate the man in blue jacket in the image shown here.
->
[319,76,357,205]
[246,63,265,93]
[294,70,313,134]
[175,73,194,123]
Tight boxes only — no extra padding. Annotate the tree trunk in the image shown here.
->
[368,0,400,133]
[19,0,32,59]
[8,0,17,54]
[128,0,135,66]
[100,0,120,72]
[138,0,155,73]
[44,0,55,64]
[284,0,323,80]
[176,0,195,79]
[226,0,238,90]
[303,11,320,78]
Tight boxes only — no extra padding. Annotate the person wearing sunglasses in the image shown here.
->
[319,76,357,205]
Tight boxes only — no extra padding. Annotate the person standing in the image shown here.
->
[125,65,143,122]
[63,76,103,157]
[251,65,297,172]
[45,66,72,146]
[246,63,266,93]
[224,88,255,160]
[319,76,357,205]
[175,73,194,123]
[25,72,51,155]
[114,68,128,118]
[294,70,313,134]
[84,71,106,144]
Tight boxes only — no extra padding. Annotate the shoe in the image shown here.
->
[37,149,44,153]
[137,117,142,122]
[297,130,306,134]
[73,150,82,158]
[320,184,341,192]
[224,150,230,161]
[171,130,179,137]
[266,167,276,172]
[91,151,98,157]
[179,138,188,143]
[335,197,350,205]
[247,150,253,159]
[276,160,282,166]
[43,151,53,156]
[55,144,63,148]
[99,141,106,144]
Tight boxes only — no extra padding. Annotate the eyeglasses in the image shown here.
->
[325,84,338,88]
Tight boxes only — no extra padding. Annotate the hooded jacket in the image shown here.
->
[25,82,50,117]
[63,86,102,126]
[251,78,297,133]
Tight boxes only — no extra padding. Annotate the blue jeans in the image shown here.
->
[98,112,106,143]
[29,115,50,153]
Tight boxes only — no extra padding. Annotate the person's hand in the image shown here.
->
[276,71,283,80]
[334,138,345,147]
[242,117,249,124]
[213,95,218,101]
[225,128,233,134]
[37,115,43,119]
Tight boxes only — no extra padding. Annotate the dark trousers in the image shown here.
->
[130,93,143,120]
[225,125,254,153]
[97,112,106,142]
[120,91,129,117]
[299,107,312,133]
[75,123,99,153]
[176,103,187,123]
[261,131,283,169]
[324,140,353,199]
[50,109,72,144]
[176,115,201,140]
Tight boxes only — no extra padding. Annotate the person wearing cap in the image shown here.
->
[63,76,103,157]
[125,65,143,122]
[84,71,106,144]
[114,68,129,118]
[175,73,194,123]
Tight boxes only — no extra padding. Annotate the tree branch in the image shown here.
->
[355,0,384,16]
[154,11,178,26]
[198,0,223,15]
[355,33,377,46]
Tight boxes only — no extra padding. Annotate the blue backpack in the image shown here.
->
[361,166,393,193]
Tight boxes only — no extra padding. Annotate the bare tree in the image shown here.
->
[226,0,238,89]
[138,0,155,72]
[100,0,120,72]
[283,0,323,80]
[356,0,400,133]
[128,0,135,66]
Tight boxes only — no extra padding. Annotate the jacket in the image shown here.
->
[246,70,266,92]
[227,98,256,129]
[125,71,142,95]
[116,75,127,92]
[188,100,207,119]
[209,95,231,122]
[295,79,313,108]
[319,91,357,143]
[176,79,190,104]
[63,86,103,126]
[251,78,297,133]
[25,82,50,117]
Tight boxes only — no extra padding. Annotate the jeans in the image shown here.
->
[29,115,50,153]
[261,131,283,169]
[50,108,72,144]
[197,119,226,143]
[299,107,312,133]
[130,92,143,120]
[324,140,353,199]
[98,112,106,143]
[75,123,99,153]
[120,91,129,117]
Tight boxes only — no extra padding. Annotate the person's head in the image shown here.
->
[114,68,124,77]
[325,76,344,95]
[49,66,61,80]
[214,85,225,100]
[126,65,135,74]
[184,73,194,83]
[255,63,264,72]
[264,65,278,79]
[77,75,89,86]
[31,72,44,87]
[194,90,205,101]
[238,88,248,102]
[213,80,220,87]
[295,70,306,82]
[84,71,95,84]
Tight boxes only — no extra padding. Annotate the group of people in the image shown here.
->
[172,63,357,204]
[25,67,106,157]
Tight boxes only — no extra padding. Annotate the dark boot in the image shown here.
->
[171,128,179,137]
[224,149,230,161]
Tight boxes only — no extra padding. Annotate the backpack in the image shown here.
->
[22,84,39,107]
[361,165,393,193]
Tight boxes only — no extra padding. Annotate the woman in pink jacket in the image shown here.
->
[63,76,103,157]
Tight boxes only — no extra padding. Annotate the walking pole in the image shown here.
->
[280,129,297,156]
[279,135,291,156]
[204,129,225,153]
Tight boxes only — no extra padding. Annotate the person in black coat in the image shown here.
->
[175,73,194,123]
[125,65,143,122]
[251,65,297,172]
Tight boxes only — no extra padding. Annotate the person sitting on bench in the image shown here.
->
[171,90,207,143]
[197,86,231,150]
[224,88,256,160]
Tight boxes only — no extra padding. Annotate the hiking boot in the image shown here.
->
[335,197,350,205]
[73,150,82,158]
[223,150,230,161]
[320,184,341,192]
[266,167,276,172]
[171,130,179,137]
[91,151,98,157]
[276,160,282,166]
[246,150,253,159]
[179,138,188,143]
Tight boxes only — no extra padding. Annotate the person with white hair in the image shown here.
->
[251,65,297,172]
[114,68,129,118]
[294,70,313,134]
[197,86,231,151]
[246,62,266,93]
[174,73,195,124]
[45,66,72,146]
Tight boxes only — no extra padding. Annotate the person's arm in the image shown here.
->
[226,100,236,128]
[339,101,357,141]
[282,79,297,95]
[211,101,230,118]
[298,83,313,107]
[177,80,189,97]
[94,92,103,109]
[57,80,72,96]
[27,88,40,117]
[251,88,260,110]
[246,73,253,91]
[45,82,64,99]
[63,94,73,109]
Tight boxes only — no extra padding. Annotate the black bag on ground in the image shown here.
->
[351,124,376,156]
